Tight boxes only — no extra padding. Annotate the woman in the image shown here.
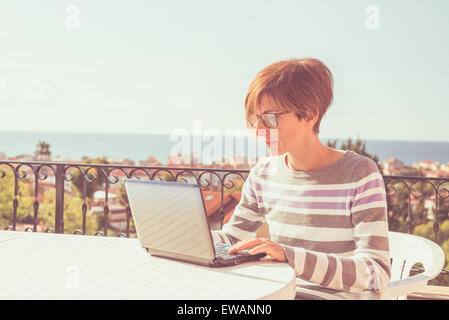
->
[211,58,391,298]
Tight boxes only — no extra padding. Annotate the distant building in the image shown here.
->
[92,190,118,203]
[34,154,52,161]
[121,158,136,166]
[52,155,72,162]
[423,169,449,178]
[0,152,6,160]
[34,178,74,202]
[7,154,34,161]
[382,157,405,175]
[89,204,128,232]
[166,153,201,166]
[139,156,162,167]
[412,160,441,171]
[409,160,449,177]
[441,163,449,173]
[166,153,186,165]
[424,199,437,220]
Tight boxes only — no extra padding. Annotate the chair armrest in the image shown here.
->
[379,274,430,300]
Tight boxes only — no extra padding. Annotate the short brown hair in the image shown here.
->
[244,58,334,134]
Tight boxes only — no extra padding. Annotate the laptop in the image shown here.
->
[125,179,266,267]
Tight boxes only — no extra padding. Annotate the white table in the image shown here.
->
[0,231,296,300]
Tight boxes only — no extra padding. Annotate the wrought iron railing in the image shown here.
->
[0,160,249,236]
[1,160,449,276]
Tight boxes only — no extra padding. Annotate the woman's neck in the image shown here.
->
[286,142,342,172]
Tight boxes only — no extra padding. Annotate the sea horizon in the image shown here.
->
[1,130,448,166]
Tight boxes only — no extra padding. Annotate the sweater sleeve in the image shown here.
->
[282,159,391,293]
[211,169,265,245]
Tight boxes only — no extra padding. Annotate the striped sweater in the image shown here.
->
[211,150,391,296]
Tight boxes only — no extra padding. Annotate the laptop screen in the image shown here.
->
[125,179,216,260]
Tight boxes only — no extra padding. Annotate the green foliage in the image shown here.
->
[161,172,175,181]
[441,239,449,270]
[387,215,408,234]
[149,171,180,182]
[0,171,98,234]
[114,181,136,235]
[117,182,128,207]
[414,220,449,245]
[387,189,428,233]
[224,180,244,193]
[38,189,99,235]
[387,174,448,233]
[70,156,109,199]
[0,172,34,228]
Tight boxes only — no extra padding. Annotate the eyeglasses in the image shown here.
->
[248,111,291,129]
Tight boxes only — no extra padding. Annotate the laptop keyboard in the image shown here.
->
[214,243,248,258]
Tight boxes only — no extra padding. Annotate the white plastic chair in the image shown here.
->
[379,231,446,300]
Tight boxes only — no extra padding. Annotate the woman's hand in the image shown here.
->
[229,238,287,262]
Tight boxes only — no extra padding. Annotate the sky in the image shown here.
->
[0,0,448,141]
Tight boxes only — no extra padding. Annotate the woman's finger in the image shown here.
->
[248,243,269,255]
[229,238,263,253]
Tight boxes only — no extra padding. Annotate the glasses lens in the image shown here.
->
[261,114,277,128]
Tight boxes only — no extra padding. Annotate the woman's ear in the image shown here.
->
[304,111,319,129]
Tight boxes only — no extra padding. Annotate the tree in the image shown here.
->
[117,181,128,207]
[0,168,100,233]
[116,181,136,235]
[70,156,109,199]
[386,168,449,234]
[0,173,34,228]
[34,140,52,160]
[161,172,175,181]
[39,189,99,235]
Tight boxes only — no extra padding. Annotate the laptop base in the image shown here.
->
[146,247,266,268]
